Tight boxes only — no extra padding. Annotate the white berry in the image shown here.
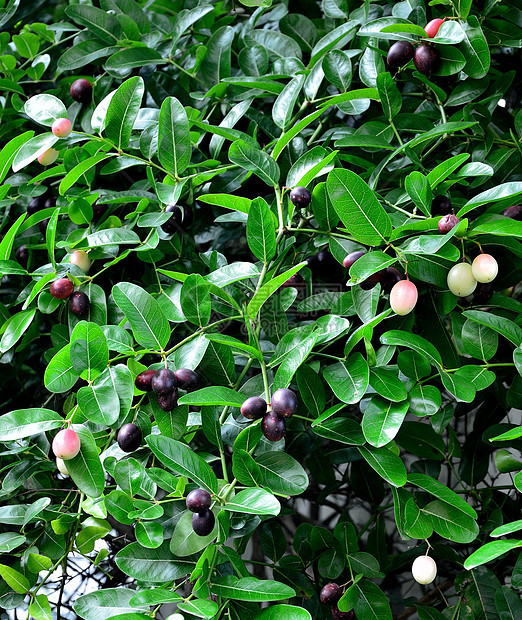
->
[56,457,69,476]
[447,263,477,297]
[412,555,437,585]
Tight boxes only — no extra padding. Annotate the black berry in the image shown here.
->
[27,195,47,215]
[68,291,89,316]
[162,204,193,234]
[281,273,305,289]
[360,271,383,290]
[271,388,298,419]
[152,368,177,394]
[117,423,142,452]
[380,267,403,294]
[432,195,452,215]
[192,509,215,536]
[174,368,199,391]
[15,245,28,267]
[474,282,494,302]
[43,196,57,210]
[332,607,355,620]
[502,205,522,221]
[387,41,414,69]
[157,390,178,412]
[413,44,439,74]
[50,278,74,300]
[186,489,212,513]
[39,218,50,236]
[240,396,267,420]
[289,186,311,209]
[261,412,286,442]
[320,583,342,605]
[135,369,156,392]
[70,79,92,104]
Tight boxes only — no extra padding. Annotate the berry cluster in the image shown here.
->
[49,271,90,317]
[135,366,199,412]
[52,427,81,476]
[447,253,498,298]
[241,388,298,442]
[387,17,445,75]
[186,489,215,536]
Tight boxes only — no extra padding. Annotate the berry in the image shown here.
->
[157,390,178,412]
[15,245,28,267]
[332,607,355,620]
[438,214,460,234]
[162,204,193,234]
[27,195,47,215]
[289,186,312,209]
[387,41,414,69]
[343,250,365,270]
[240,396,267,420]
[70,79,92,104]
[390,280,418,315]
[431,195,452,216]
[472,254,498,283]
[425,18,445,38]
[474,282,494,302]
[56,457,69,476]
[502,205,522,221]
[68,291,90,316]
[117,423,142,452]
[174,368,199,391]
[50,278,74,300]
[447,263,477,297]
[186,489,212,513]
[152,368,177,394]
[281,273,305,289]
[38,148,59,166]
[413,44,439,74]
[135,369,156,392]
[192,509,215,536]
[412,555,437,585]
[51,118,72,138]
[360,271,383,290]
[262,412,286,442]
[320,583,342,605]
[271,388,298,419]
[52,428,80,460]
[69,250,91,274]
[44,196,57,210]
[380,267,402,294]
[39,218,50,236]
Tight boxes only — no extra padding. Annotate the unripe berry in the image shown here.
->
[320,583,342,605]
[471,254,498,283]
[390,280,418,316]
[343,251,365,270]
[69,250,91,273]
[425,18,445,38]
[56,458,69,476]
[51,118,72,138]
[289,186,312,209]
[438,214,460,234]
[52,428,80,460]
[70,78,93,104]
[412,555,437,585]
[447,263,477,297]
[50,278,74,300]
[38,148,59,166]
[241,396,267,420]
[165,615,185,620]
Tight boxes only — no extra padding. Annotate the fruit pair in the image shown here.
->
[187,489,215,536]
[241,389,298,442]
[50,279,89,315]
[319,584,354,619]
[387,41,439,74]
[447,254,498,297]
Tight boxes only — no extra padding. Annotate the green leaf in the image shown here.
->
[229,140,280,187]
[180,274,211,327]
[0,408,63,441]
[358,445,407,487]
[12,133,59,172]
[408,473,477,518]
[463,310,522,346]
[197,193,252,214]
[273,75,306,130]
[256,605,312,619]
[247,262,306,319]
[199,25,234,85]
[457,182,522,217]
[171,509,217,556]
[247,197,276,263]
[464,540,522,570]
[224,488,280,515]
[405,171,432,216]
[211,576,295,602]
[362,396,409,448]
[65,5,123,44]
[74,587,149,619]
[158,96,191,177]
[323,353,369,404]
[380,330,443,369]
[377,72,401,120]
[459,16,490,79]
[312,416,365,445]
[0,307,36,352]
[354,580,392,620]
[0,563,30,593]
[105,47,163,71]
[24,94,67,127]
[369,367,408,402]
[256,451,309,496]
[28,594,51,620]
[179,386,246,407]
[422,499,479,543]
[77,384,120,426]
[0,132,34,183]
[67,424,105,498]
[45,344,79,393]
[70,321,109,380]
[59,154,113,195]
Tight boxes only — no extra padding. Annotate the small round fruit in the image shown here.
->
[51,118,72,138]
[68,291,90,316]
[502,205,522,221]
[412,555,437,585]
[157,390,178,412]
[271,388,298,419]
[50,278,74,300]
[425,18,444,38]
[474,282,494,302]
[117,423,142,452]
[69,250,91,274]
[360,271,383,290]
[320,583,342,605]
[186,489,212,513]
[240,396,267,420]
[15,245,28,266]
[343,250,365,270]
[192,509,215,537]
[472,254,498,283]
[387,41,414,69]
[447,263,477,297]
[161,204,192,234]
[174,368,199,391]
[56,457,69,476]
[332,607,355,620]
[380,267,402,294]
[390,280,418,316]
[438,214,460,234]
[39,218,50,236]
[289,186,312,209]
[70,78,93,104]
[413,44,439,74]
[432,195,452,215]
[27,195,47,215]
[44,196,57,210]
[152,368,177,394]
[262,412,286,442]
[38,148,59,166]
[52,428,80,460]
[135,369,156,392]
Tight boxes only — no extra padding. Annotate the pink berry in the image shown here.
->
[390,280,418,316]
[438,214,460,234]
[52,118,72,138]
[38,148,59,166]
[471,254,498,283]
[425,18,445,38]
[69,250,91,274]
[52,428,81,460]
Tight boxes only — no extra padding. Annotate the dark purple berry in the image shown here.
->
[15,245,28,267]
[413,44,439,74]
[262,412,286,442]
[343,251,365,270]
[380,267,403,294]
[438,214,460,234]
[387,41,414,69]
[161,204,193,234]
[192,509,215,536]
[360,271,383,290]
[157,390,178,412]
[289,186,312,209]
[43,196,57,210]
[432,195,452,216]
[281,273,305,290]
[92,201,106,221]
[320,583,342,605]
[135,369,156,392]
[474,282,494,303]
[332,607,355,620]
[70,79,92,104]
[68,291,89,316]
[502,205,522,221]
[152,368,177,394]
[240,396,267,420]
[271,388,298,419]
[50,278,74,300]
[117,423,142,452]
[186,489,212,513]
[174,368,199,391]
[28,195,47,215]
[39,218,50,236]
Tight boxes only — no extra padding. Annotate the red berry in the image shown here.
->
[438,214,460,234]
[68,291,90,316]
[343,251,365,270]
[50,278,74,300]
[425,18,445,38]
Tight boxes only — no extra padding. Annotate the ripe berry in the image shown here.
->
[192,509,215,536]
[380,267,402,294]
[413,44,439,74]
[50,278,74,300]
[320,583,342,605]
[343,250,365,270]
[240,396,267,420]
[27,195,47,215]
[52,428,81,460]
[152,368,177,394]
[135,369,156,392]
[271,388,298,419]
[70,78,93,104]
[51,118,72,138]
[15,245,28,267]
[68,291,90,316]
[387,41,414,69]
[289,186,312,209]
[69,250,91,274]
[281,273,305,289]
[186,489,212,513]
[425,18,445,38]
[474,282,494,302]
[162,204,193,234]
[39,218,50,236]
[390,280,418,315]
[157,390,178,412]
[38,148,59,166]
[502,205,522,221]
[56,457,69,476]
[472,254,498,283]
[412,555,437,585]
[44,196,57,210]
[117,423,142,452]
[360,271,383,290]
[431,195,452,215]
[174,368,199,391]
[332,607,355,620]
[438,214,460,234]
[447,263,477,297]
[262,412,286,442]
